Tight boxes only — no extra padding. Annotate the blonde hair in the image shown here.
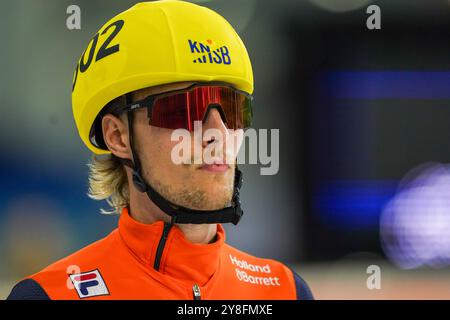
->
[87,94,130,215]
[87,154,129,215]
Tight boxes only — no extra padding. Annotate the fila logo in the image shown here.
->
[188,39,231,65]
[69,269,110,299]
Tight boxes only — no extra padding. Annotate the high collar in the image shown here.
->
[118,207,226,287]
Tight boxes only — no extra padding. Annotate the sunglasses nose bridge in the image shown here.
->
[202,103,228,125]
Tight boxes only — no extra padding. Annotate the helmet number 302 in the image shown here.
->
[72,19,125,92]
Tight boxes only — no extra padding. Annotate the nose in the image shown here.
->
[201,105,229,148]
[201,104,244,162]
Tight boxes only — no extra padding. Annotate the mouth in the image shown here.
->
[198,158,230,173]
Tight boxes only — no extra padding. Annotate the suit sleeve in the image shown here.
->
[6,278,51,300]
[290,269,314,300]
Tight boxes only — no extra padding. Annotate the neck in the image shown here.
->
[177,223,218,244]
[129,187,218,245]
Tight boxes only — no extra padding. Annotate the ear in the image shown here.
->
[102,113,131,159]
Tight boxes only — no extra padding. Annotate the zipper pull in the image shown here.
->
[192,284,201,300]
[153,222,172,271]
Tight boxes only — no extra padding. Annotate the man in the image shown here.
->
[7,0,313,300]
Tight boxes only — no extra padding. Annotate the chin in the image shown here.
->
[199,199,232,211]
[203,190,233,208]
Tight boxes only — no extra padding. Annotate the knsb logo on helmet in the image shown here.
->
[188,39,231,65]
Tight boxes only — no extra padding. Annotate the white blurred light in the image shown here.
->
[380,163,450,269]
[308,0,373,13]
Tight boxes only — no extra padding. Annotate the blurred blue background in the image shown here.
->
[2,0,450,299]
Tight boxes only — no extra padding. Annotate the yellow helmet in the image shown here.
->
[71,0,254,154]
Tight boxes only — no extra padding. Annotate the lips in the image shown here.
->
[199,159,230,172]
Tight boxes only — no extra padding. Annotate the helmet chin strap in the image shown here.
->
[120,104,244,226]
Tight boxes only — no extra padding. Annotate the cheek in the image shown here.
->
[229,129,244,160]
[144,128,188,179]
[148,129,174,163]
[136,126,166,165]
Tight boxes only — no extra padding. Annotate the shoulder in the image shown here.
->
[223,244,314,300]
[35,229,119,275]
[290,268,314,300]
[49,229,119,267]
[7,229,119,300]
[6,278,50,300]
